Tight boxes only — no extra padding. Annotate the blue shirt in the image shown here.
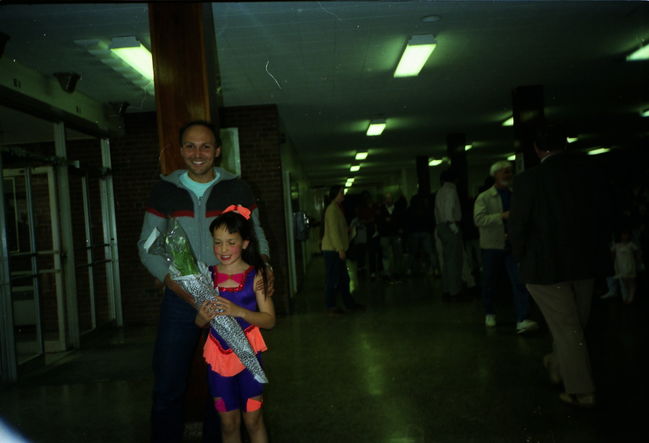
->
[180,171,219,198]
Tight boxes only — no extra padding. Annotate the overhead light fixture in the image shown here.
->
[350,165,361,172]
[626,42,649,61]
[567,136,578,143]
[502,116,514,127]
[345,178,355,188]
[355,151,368,160]
[507,154,516,161]
[110,36,154,82]
[366,120,386,136]
[588,147,610,156]
[464,144,473,151]
[394,34,437,78]
[75,38,154,94]
[428,158,443,166]
[641,109,649,117]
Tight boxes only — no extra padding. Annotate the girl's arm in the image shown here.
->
[214,274,276,329]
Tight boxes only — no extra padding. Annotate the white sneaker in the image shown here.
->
[485,314,496,328]
[516,319,539,334]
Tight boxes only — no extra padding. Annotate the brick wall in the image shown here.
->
[220,105,289,315]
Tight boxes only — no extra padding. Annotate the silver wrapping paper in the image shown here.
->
[171,263,268,384]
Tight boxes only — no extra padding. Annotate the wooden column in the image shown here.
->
[512,85,545,171]
[149,2,220,174]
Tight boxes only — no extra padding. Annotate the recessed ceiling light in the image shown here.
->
[507,154,516,161]
[464,144,473,151]
[626,42,649,61]
[394,34,437,78]
[567,137,578,143]
[502,116,514,127]
[355,151,368,160]
[428,158,443,166]
[421,15,440,23]
[588,147,610,156]
[350,165,361,172]
[366,120,386,136]
[641,109,649,117]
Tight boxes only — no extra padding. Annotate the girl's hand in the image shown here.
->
[214,296,244,318]
[195,300,218,327]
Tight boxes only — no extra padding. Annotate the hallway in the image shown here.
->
[1,257,646,443]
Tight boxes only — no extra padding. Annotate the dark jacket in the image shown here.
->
[509,152,612,285]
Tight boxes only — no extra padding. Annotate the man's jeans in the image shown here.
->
[481,249,530,323]
[323,250,356,309]
[151,289,221,443]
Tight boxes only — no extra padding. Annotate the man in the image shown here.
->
[376,192,405,281]
[434,168,464,298]
[474,160,538,334]
[137,120,271,442]
[509,124,611,407]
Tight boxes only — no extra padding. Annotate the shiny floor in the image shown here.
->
[1,257,647,443]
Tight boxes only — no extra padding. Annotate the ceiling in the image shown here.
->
[1,1,648,188]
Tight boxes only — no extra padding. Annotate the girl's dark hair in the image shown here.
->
[209,211,269,298]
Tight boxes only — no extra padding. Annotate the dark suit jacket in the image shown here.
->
[509,152,612,285]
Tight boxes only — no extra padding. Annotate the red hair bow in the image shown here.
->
[222,204,251,220]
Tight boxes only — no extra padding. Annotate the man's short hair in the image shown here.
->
[534,124,567,152]
[178,120,222,147]
[490,160,512,177]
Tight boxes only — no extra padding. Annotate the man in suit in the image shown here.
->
[509,124,611,408]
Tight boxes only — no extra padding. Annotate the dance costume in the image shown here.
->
[204,266,267,412]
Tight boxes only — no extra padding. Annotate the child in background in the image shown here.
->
[195,205,275,443]
[612,229,642,304]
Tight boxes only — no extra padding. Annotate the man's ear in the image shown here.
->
[214,146,222,158]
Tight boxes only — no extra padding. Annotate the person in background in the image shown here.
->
[510,124,612,408]
[435,168,464,298]
[474,160,538,334]
[321,185,364,315]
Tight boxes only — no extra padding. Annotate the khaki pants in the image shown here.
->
[526,279,595,394]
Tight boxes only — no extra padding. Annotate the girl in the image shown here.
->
[195,205,275,443]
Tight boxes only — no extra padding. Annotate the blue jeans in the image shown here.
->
[323,250,356,309]
[151,289,221,442]
[481,249,530,323]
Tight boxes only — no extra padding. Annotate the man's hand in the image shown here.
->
[338,249,346,260]
[163,274,195,306]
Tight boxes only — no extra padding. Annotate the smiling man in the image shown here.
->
[137,120,271,443]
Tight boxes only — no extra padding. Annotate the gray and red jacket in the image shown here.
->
[137,168,269,282]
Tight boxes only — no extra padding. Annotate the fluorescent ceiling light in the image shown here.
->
[507,154,516,161]
[345,178,355,188]
[350,165,361,172]
[588,147,610,156]
[502,116,514,127]
[465,144,473,151]
[366,120,386,136]
[110,36,154,82]
[394,34,437,78]
[428,158,443,166]
[626,43,649,61]
[567,137,578,143]
[355,151,368,160]
[641,109,649,117]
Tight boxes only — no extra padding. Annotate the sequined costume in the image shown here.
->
[204,265,267,412]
